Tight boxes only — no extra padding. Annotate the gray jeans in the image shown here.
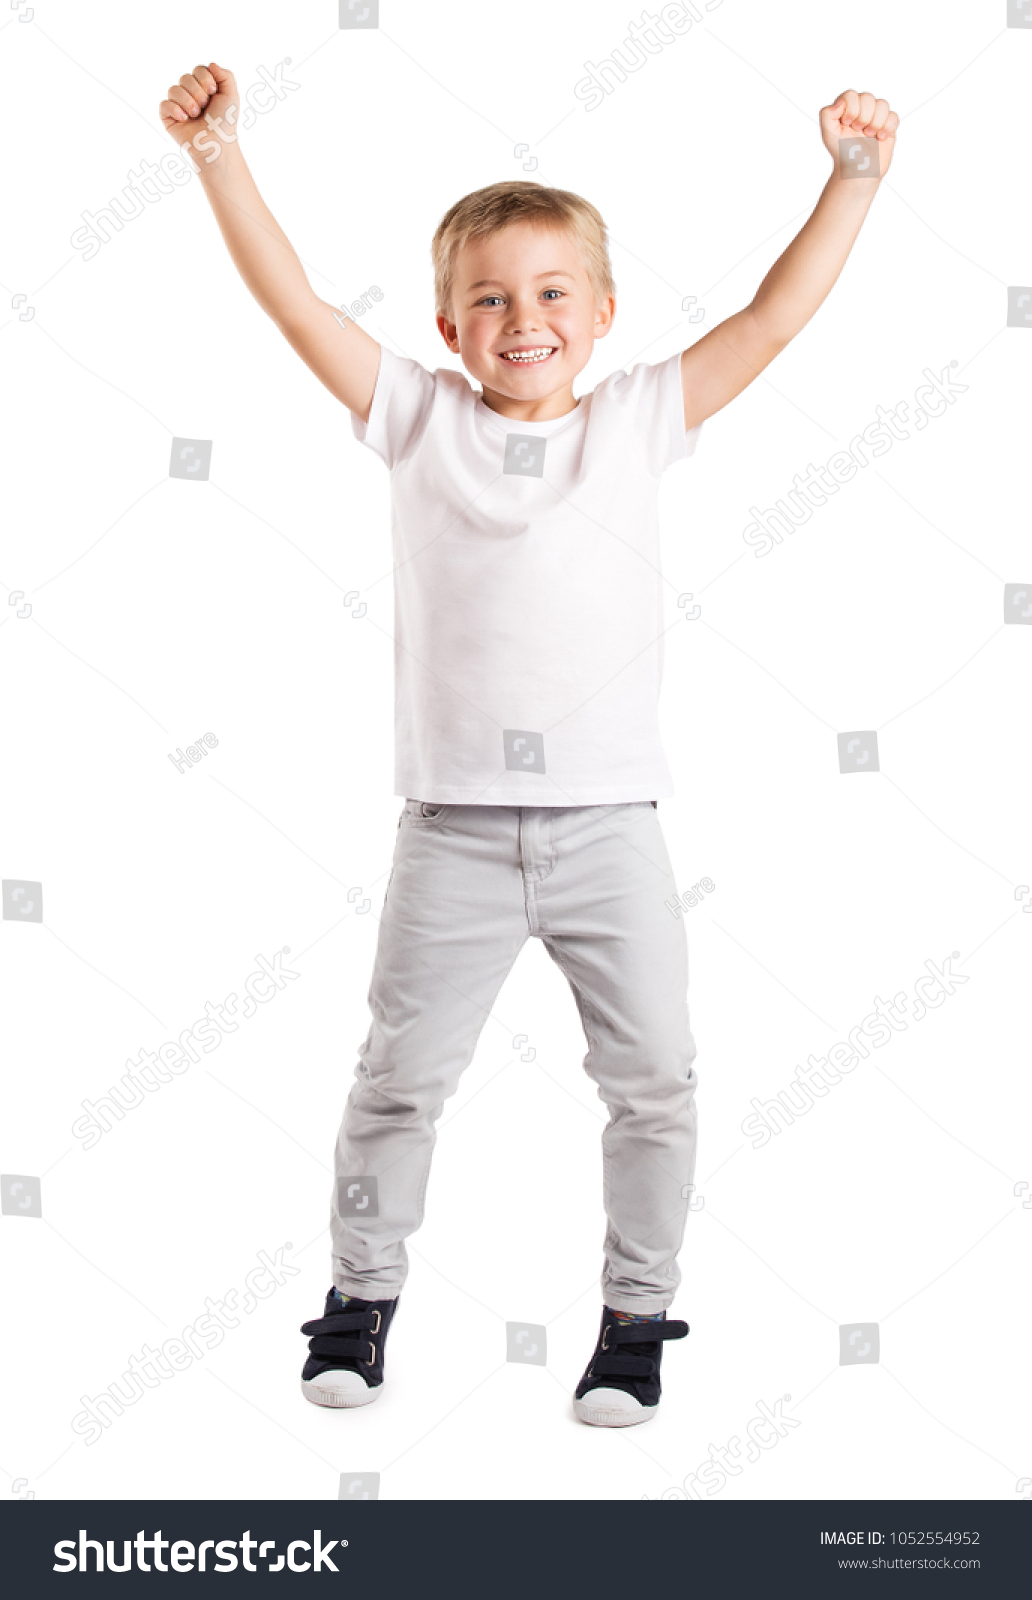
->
[330,800,699,1314]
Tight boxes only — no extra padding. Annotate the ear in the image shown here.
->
[436,311,460,352]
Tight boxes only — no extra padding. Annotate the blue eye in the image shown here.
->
[476,290,564,306]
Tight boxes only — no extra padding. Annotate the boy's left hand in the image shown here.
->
[820,90,899,178]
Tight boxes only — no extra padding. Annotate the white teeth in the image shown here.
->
[501,347,555,363]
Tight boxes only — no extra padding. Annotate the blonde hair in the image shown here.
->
[431,180,614,322]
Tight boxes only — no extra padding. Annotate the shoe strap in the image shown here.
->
[300,1311,378,1337]
[608,1319,689,1345]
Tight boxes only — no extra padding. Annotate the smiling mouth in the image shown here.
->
[499,346,557,364]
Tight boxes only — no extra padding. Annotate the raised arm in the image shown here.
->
[679,89,899,433]
[159,62,381,422]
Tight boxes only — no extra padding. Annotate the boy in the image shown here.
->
[159,65,897,1428]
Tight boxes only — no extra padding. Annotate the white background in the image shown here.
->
[1,0,1029,1503]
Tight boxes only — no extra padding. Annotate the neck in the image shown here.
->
[479,383,580,423]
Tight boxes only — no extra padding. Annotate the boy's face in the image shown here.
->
[437,221,615,415]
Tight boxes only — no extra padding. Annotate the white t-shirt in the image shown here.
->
[350,345,702,805]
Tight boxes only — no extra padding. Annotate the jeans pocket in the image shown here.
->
[404,799,449,824]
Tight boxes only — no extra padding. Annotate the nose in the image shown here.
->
[505,294,543,336]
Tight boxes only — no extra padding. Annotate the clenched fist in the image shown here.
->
[820,90,900,178]
[159,62,241,158]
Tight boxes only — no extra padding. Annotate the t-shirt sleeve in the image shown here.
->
[599,349,702,477]
[349,345,435,470]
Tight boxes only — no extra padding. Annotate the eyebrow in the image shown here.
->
[466,271,576,290]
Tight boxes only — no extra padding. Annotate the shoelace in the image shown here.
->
[593,1318,689,1380]
[301,1308,381,1368]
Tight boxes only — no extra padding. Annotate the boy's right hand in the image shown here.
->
[159,62,240,151]
[157,57,381,421]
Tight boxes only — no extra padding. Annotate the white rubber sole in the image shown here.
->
[573,1387,658,1428]
[301,1372,382,1409]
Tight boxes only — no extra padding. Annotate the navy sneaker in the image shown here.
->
[573,1306,689,1427]
[300,1289,399,1409]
